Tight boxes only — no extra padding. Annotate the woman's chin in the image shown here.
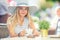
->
[20,15,25,17]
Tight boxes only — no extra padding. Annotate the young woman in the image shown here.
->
[7,4,39,37]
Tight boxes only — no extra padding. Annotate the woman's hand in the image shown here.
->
[33,30,39,37]
[18,30,26,37]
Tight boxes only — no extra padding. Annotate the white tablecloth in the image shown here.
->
[1,35,60,40]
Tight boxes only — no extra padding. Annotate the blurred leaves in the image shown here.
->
[34,9,40,18]
[39,20,50,30]
[46,0,60,2]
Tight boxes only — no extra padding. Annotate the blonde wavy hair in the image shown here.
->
[7,7,32,28]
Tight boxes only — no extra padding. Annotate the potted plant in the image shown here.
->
[39,20,50,37]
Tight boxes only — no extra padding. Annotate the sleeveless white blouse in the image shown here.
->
[14,17,29,34]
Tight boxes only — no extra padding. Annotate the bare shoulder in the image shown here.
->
[7,16,12,24]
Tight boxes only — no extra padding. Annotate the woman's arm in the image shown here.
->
[7,17,18,37]
[29,20,39,36]
[7,24,18,37]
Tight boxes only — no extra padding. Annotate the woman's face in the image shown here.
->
[18,6,29,17]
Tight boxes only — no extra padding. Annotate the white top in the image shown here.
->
[50,15,59,28]
[14,17,29,34]
[50,15,60,34]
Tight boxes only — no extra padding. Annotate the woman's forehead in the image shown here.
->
[17,6,29,8]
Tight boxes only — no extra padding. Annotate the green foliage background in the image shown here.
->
[39,20,50,30]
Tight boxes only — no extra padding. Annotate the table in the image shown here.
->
[1,35,60,40]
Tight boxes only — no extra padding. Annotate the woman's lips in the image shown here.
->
[21,12,26,14]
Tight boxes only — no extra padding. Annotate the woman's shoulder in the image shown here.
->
[7,16,13,24]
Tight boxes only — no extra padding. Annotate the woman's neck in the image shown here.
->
[20,16,24,21]
[18,16,25,25]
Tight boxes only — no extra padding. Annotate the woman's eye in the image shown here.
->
[25,8,29,10]
[25,8,28,10]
